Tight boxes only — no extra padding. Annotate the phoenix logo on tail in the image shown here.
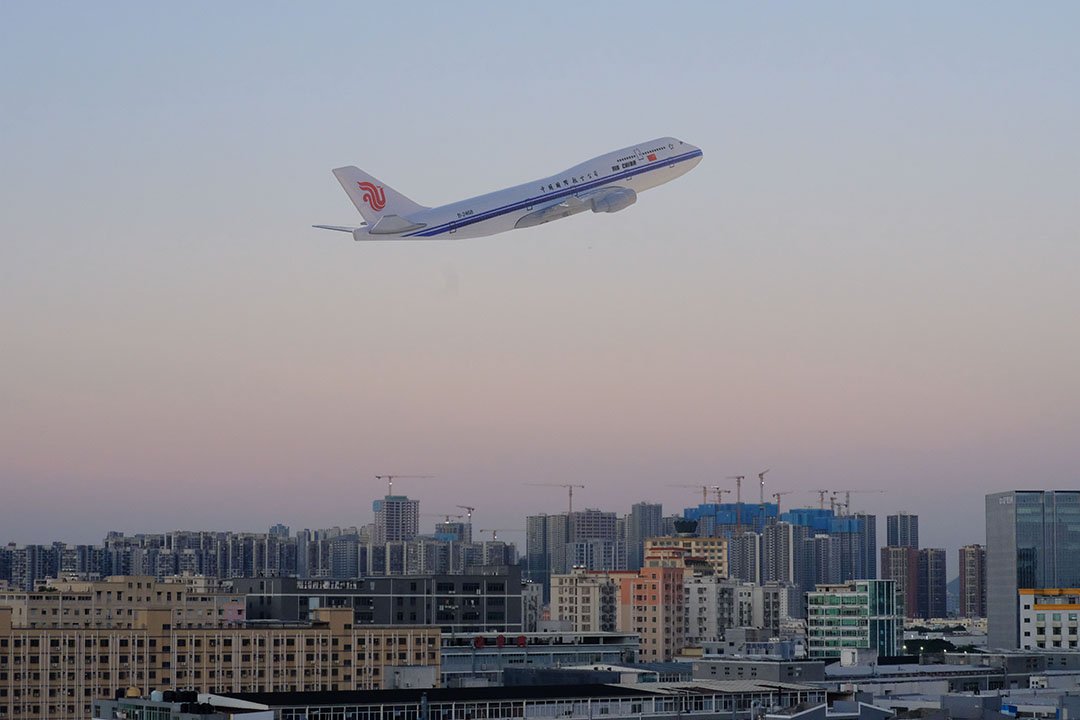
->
[357,181,386,211]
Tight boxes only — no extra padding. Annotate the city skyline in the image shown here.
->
[3,5,1079,558]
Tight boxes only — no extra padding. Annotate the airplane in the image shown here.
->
[315,137,703,241]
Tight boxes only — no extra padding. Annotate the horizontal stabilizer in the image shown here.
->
[313,224,364,233]
[368,214,426,235]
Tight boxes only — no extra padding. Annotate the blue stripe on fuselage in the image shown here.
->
[404,148,703,238]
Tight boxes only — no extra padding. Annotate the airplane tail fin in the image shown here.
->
[332,166,428,223]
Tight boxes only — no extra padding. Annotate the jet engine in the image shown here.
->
[590,187,637,213]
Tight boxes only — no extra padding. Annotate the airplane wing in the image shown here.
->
[514,186,636,229]
[312,224,364,233]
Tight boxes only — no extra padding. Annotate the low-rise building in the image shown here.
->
[0,606,438,720]
[1018,589,1080,651]
[94,681,828,720]
[0,575,244,629]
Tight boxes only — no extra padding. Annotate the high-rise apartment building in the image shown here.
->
[917,548,947,619]
[986,490,1080,648]
[373,495,420,544]
[626,502,663,571]
[549,568,620,633]
[617,547,686,661]
[959,544,987,618]
[880,546,919,618]
[853,513,878,579]
[806,579,902,659]
[728,532,761,583]
[886,513,919,549]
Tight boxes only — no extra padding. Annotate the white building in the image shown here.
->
[1019,589,1080,650]
[550,567,620,632]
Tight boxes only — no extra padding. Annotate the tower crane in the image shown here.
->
[375,474,432,495]
[727,475,746,532]
[525,483,585,513]
[812,490,830,510]
[456,505,476,523]
[667,484,710,505]
[479,528,523,541]
[830,489,886,516]
[710,486,732,504]
[757,469,770,506]
[772,491,794,515]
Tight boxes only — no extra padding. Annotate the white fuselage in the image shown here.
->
[358,137,702,240]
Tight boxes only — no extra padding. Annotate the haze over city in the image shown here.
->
[2,2,1078,562]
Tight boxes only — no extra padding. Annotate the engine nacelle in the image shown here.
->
[590,188,637,214]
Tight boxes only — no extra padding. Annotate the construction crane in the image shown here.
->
[479,528,523,541]
[710,486,732,504]
[375,474,432,495]
[727,475,746,532]
[772,491,794,515]
[812,490,830,510]
[758,469,770,505]
[525,483,585,513]
[831,489,886,516]
[422,513,464,523]
[667,484,710,505]
[456,505,476,523]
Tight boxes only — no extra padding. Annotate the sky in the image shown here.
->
[1,3,1078,573]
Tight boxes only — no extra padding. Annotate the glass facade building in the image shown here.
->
[986,491,1080,648]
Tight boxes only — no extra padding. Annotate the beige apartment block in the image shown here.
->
[644,536,727,577]
[0,576,244,630]
[549,568,623,633]
[0,606,439,720]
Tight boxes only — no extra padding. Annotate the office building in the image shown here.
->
[886,513,919,549]
[959,544,987,618]
[917,547,947,619]
[806,579,902,659]
[986,490,1080,648]
[236,566,522,633]
[1,605,438,720]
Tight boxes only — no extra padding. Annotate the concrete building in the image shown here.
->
[645,536,728,577]
[1018,588,1080,650]
[372,495,420,544]
[886,513,919,549]
[94,681,828,720]
[0,575,244,629]
[853,513,877,580]
[550,568,620,633]
[806,580,902,660]
[694,659,824,683]
[729,532,762,583]
[626,502,663,571]
[986,491,1080,648]
[440,630,639,686]
[917,548,947,620]
[618,547,687,661]
[880,546,918,618]
[959,544,987,618]
[236,567,522,633]
[1,605,438,720]
[685,577,798,646]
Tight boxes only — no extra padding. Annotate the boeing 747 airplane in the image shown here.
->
[315,137,702,240]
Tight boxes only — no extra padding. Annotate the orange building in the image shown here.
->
[616,546,687,661]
